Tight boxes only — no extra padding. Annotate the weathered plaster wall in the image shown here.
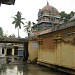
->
[37,26,75,69]
[28,40,39,61]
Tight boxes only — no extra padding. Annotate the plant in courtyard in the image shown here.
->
[12,11,25,38]
[24,21,31,39]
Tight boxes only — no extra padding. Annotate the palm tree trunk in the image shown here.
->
[18,27,19,38]
[28,33,30,39]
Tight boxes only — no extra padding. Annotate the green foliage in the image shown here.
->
[0,27,3,37]
[70,11,75,17]
[24,21,31,38]
[59,11,75,22]
[12,11,25,29]
[12,11,25,37]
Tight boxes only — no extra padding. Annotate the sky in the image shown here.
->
[0,0,75,38]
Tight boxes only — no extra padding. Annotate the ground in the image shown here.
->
[0,58,70,75]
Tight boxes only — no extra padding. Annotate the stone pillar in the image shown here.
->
[23,42,28,62]
[0,47,2,55]
[12,47,15,61]
[12,48,14,56]
[4,48,7,56]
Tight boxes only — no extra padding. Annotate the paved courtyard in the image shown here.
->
[0,61,69,75]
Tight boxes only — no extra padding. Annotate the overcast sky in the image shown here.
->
[0,0,75,38]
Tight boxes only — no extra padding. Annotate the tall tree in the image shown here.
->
[0,27,3,37]
[59,11,67,22]
[70,11,75,18]
[24,21,31,38]
[12,11,25,38]
[59,11,75,22]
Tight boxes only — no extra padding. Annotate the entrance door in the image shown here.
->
[7,48,12,56]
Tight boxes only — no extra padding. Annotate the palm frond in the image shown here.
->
[21,18,25,20]
[12,16,16,18]
[12,21,15,24]
[21,21,25,25]
[19,24,21,29]
[15,24,18,28]
[24,25,27,27]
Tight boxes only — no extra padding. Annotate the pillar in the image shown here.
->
[12,48,14,56]
[4,48,7,56]
[23,42,28,62]
[0,47,2,55]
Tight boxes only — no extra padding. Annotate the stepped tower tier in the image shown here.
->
[37,2,60,24]
[31,2,61,34]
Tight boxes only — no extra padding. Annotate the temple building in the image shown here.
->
[29,2,62,62]
[28,2,75,72]
[31,2,61,32]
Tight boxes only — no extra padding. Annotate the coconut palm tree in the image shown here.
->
[24,21,31,38]
[12,11,25,38]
